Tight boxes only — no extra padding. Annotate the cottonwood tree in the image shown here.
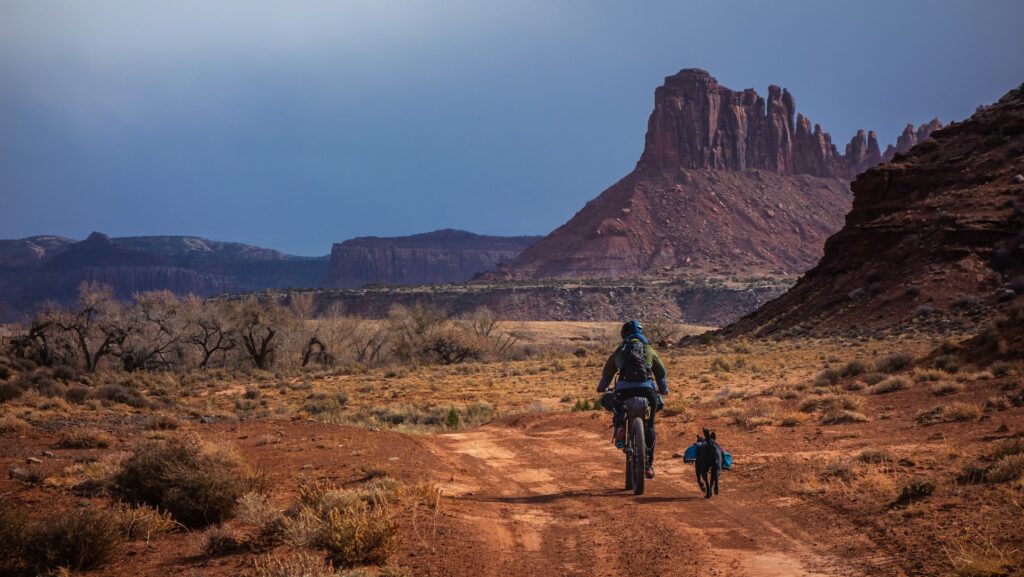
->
[118,291,184,372]
[49,282,127,372]
[387,303,446,361]
[231,296,289,370]
[184,297,236,368]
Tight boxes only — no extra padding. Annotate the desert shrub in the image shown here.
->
[841,360,868,377]
[893,478,935,505]
[820,409,870,424]
[986,396,1011,411]
[0,414,30,434]
[58,427,115,449]
[858,448,894,464]
[113,434,252,527]
[821,460,856,480]
[112,502,179,540]
[876,353,912,373]
[779,413,805,427]
[202,526,244,556]
[934,354,962,373]
[0,505,28,572]
[0,381,22,403]
[913,368,947,382]
[65,384,91,404]
[930,381,965,396]
[146,414,181,430]
[987,454,1024,483]
[799,393,864,414]
[916,402,982,425]
[251,552,339,577]
[23,508,123,572]
[991,439,1024,461]
[93,383,147,408]
[861,371,886,386]
[304,392,348,415]
[814,368,842,387]
[870,376,910,394]
[709,357,732,373]
[989,361,1014,378]
[315,504,398,568]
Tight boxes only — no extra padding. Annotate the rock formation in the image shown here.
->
[326,229,540,288]
[722,84,1024,337]
[490,69,933,281]
[881,118,944,163]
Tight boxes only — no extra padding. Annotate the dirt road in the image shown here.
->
[417,414,886,577]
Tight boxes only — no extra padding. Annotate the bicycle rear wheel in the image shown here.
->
[630,416,646,495]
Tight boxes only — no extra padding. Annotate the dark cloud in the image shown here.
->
[2,0,1022,254]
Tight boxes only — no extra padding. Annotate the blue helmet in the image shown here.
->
[620,320,643,339]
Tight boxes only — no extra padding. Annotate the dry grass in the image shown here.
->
[915,402,983,425]
[251,552,338,577]
[869,376,911,395]
[201,526,244,556]
[930,381,965,396]
[58,427,115,449]
[0,414,30,434]
[112,502,180,540]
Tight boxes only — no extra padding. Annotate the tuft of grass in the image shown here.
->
[916,402,982,425]
[820,409,870,424]
[930,381,965,396]
[870,376,910,395]
[858,448,895,464]
[986,454,1024,483]
[779,412,806,427]
[202,526,244,556]
[113,434,257,527]
[251,552,339,577]
[314,505,398,568]
[841,360,869,377]
[112,502,180,541]
[0,414,30,434]
[893,478,935,505]
[58,427,115,449]
[876,353,913,373]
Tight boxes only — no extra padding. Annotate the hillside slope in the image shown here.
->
[723,84,1024,337]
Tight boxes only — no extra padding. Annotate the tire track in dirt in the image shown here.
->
[422,415,875,577]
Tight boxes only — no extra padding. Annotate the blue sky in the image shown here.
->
[2,0,1022,255]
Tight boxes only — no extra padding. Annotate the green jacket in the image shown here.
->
[597,341,668,394]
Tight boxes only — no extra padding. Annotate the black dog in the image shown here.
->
[695,428,723,499]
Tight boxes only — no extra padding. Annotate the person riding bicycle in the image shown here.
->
[597,320,668,479]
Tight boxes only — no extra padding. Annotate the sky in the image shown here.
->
[1,1,1023,256]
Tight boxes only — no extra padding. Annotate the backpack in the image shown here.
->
[619,339,650,382]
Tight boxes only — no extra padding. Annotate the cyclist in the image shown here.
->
[597,320,668,479]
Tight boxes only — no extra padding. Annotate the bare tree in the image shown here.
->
[184,297,236,368]
[118,291,184,372]
[350,321,389,365]
[387,303,446,361]
[49,282,126,372]
[231,297,288,370]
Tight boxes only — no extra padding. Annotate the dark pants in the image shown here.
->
[601,388,659,465]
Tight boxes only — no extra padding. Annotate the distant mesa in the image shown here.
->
[0,229,543,322]
[488,68,941,282]
[0,234,328,321]
[325,229,541,288]
[722,82,1024,337]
